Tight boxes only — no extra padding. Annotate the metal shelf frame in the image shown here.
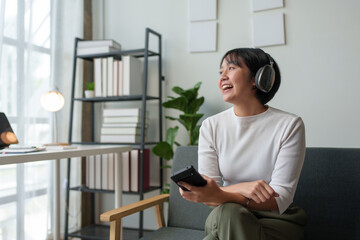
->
[64,28,163,239]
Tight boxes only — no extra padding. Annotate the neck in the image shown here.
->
[233,102,268,117]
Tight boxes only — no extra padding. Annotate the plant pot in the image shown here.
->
[84,90,95,98]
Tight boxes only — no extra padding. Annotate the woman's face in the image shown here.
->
[218,57,255,104]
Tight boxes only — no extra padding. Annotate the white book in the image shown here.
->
[122,55,142,95]
[113,60,118,96]
[121,151,130,192]
[130,150,139,192]
[100,134,146,143]
[108,153,115,191]
[78,39,121,49]
[102,58,108,97]
[118,60,123,95]
[101,154,109,190]
[103,116,149,124]
[87,155,95,189]
[107,57,114,97]
[102,122,148,128]
[95,155,102,189]
[103,108,142,117]
[94,58,102,97]
[101,127,143,135]
[118,61,124,96]
[77,46,120,56]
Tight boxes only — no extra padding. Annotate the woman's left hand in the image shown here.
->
[179,175,222,204]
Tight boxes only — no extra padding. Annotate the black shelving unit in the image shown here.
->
[64,28,163,239]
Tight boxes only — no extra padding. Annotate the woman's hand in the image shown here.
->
[222,180,279,204]
[178,175,222,204]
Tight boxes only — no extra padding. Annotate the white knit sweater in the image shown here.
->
[198,106,306,214]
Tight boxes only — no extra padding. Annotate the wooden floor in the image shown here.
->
[123,228,153,240]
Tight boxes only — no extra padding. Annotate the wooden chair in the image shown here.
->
[100,146,211,240]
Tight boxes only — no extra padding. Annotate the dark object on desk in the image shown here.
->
[0,112,19,149]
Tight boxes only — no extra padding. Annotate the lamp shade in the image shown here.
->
[40,91,65,112]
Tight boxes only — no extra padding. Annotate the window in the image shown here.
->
[0,0,53,239]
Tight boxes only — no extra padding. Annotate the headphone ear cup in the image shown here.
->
[254,64,275,93]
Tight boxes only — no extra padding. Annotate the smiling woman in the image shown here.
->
[179,48,307,240]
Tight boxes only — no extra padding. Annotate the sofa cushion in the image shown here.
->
[294,148,360,239]
[167,146,212,230]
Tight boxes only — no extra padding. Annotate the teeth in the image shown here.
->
[222,84,233,90]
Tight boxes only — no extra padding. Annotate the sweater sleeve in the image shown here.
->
[198,118,222,185]
[269,117,306,214]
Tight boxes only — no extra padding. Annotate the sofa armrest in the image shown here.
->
[100,194,170,240]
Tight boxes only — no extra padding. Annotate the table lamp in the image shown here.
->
[40,90,65,144]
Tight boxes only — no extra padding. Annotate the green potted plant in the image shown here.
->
[84,82,95,98]
[152,82,204,193]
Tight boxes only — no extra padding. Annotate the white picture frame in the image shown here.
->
[189,21,217,52]
[188,0,217,22]
[252,13,285,47]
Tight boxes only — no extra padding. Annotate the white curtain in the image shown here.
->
[0,0,83,239]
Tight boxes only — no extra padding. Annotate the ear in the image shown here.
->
[251,77,256,88]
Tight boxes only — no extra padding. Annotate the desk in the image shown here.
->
[0,144,131,240]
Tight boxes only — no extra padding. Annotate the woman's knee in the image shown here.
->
[206,203,253,227]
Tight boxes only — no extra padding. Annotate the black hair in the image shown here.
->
[220,48,281,105]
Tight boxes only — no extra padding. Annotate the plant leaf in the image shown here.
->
[172,86,184,95]
[162,96,187,112]
[166,126,179,146]
[179,113,204,131]
[190,125,201,145]
[188,96,204,114]
[152,142,174,160]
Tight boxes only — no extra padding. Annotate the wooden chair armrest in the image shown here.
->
[100,193,170,223]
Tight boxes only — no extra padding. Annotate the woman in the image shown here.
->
[179,48,307,240]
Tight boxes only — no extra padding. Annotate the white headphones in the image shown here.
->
[254,54,275,93]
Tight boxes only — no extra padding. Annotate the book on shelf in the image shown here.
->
[103,116,149,124]
[94,58,102,97]
[113,59,124,96]
[87,155,95,189]
[121,151,131,192]
[103,107,145,117]
[122,55,143,95]
[102,58,108,97]
[101,154,109,190]
[78,39,121,49]
[130,149,150,192]
[102,122,148,128]
[95,155,102,189]
[107,153,115,191]
[107,56,114,97]
[77,46,120,56]
[101,127,142,135]
[100,134,147,143]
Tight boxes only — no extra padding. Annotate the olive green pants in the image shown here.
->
[203,203,307,240]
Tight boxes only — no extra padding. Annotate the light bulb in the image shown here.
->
[40,91,65,112]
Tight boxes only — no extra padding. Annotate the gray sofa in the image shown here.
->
[100,146,360,240]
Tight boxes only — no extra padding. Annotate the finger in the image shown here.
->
[262,184,279,197]
[178,181,192,191]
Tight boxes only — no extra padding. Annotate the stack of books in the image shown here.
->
[93,55,142,97]
[100,108,148,143]
[86,149,150,192]
[77,39,121,56]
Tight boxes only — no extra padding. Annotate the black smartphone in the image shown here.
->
[171,165,207,191]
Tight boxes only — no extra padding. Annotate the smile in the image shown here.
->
[222,84,233,90]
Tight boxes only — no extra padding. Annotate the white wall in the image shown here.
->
[99,0,360,148]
